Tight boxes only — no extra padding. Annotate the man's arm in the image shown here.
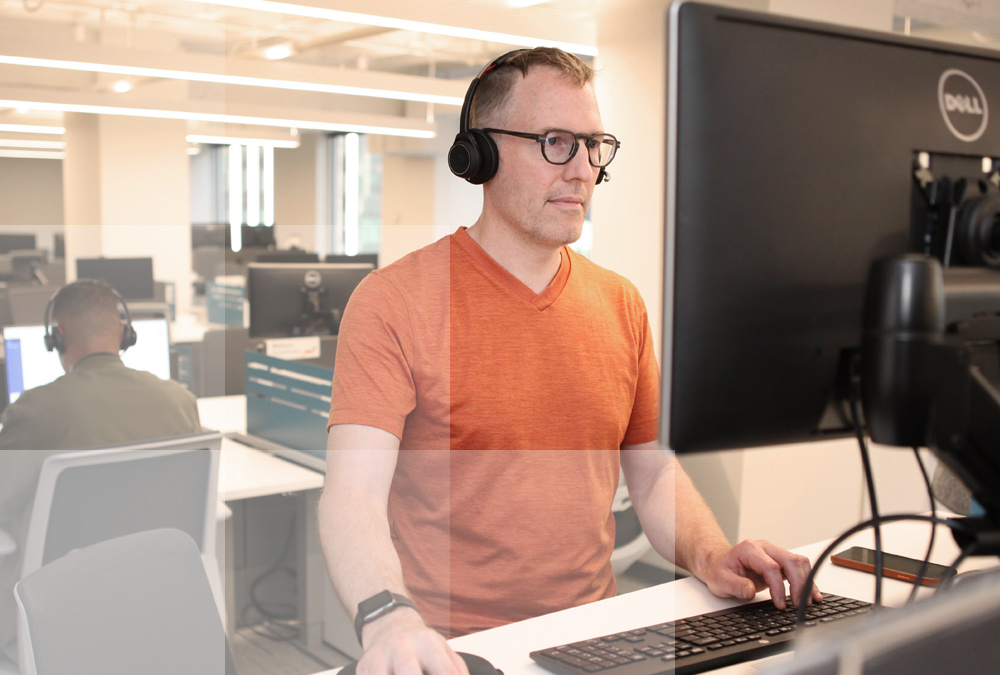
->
[319,424,467,675]
[621,442,821,609]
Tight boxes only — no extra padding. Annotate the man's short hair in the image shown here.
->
[469,47,596,129]
[51,279,122,342]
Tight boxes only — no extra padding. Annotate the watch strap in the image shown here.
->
[354,591,417,646]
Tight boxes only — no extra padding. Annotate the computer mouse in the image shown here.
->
[338,651,502,675]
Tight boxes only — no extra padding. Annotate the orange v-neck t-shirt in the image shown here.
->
[328,227,660,636]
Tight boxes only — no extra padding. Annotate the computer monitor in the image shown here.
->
[242,224,276,249]
[254,250,320,264]
[76,257,155,300]
[325,253,379,268]
[0,233,36,254]
[246,262,374,338]
[2,318,172,404]
[661,2,1000,455]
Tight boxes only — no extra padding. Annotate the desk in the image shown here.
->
[312,518,998,675]
[199,396,327,643]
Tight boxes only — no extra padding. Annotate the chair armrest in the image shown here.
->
[0,528,16,559]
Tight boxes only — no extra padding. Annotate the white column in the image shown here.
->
[62,113,194,315]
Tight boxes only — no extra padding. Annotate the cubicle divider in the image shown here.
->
[244,351,331,468]
[206,282,244,327]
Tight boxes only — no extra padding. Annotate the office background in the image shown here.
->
[0,2,997,668]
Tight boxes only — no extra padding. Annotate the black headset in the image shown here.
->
[447,49,610,186]
[44,283,138,355]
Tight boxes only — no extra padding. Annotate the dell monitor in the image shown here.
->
[76,257,155,301]
[662,2,1000,456]
[2,318,172,404]
[247,262,374,339]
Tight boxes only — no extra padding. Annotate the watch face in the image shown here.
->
[360,590,394,618]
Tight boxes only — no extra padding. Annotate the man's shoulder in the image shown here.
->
[568,249,644,298]
[351,234,453,303]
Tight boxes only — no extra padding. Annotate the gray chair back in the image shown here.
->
[14,528,235,675]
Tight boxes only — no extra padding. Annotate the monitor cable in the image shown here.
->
[905,446,938,606]
[849,364,884,608]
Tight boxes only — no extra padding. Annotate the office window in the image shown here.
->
[329,133,381,256]
[190,143,275,251]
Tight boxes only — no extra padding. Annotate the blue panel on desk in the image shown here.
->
[245,351,332,459]
[206,282,245,327]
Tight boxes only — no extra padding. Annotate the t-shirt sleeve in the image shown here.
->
[328,272,417,439]
[621,293,661,447]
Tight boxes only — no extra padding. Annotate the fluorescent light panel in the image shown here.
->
[187,134,299,148]
[0,138,64,149]
[0,123,64,134]
[0,55,464,106]
[0,149,64,159]
[0,99,435,138]
[189,0,598,56]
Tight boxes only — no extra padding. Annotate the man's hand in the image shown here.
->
[695,540,823,610]
[357,608,469,675]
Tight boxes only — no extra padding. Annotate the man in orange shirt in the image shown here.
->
[319,48,821,675]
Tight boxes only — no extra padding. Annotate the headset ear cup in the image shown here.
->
[448,132,481,181]
[120,323,137,352]
[45,327,64,354]
[467,130,499,185]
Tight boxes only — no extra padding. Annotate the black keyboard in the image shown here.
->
[529,593,872,675]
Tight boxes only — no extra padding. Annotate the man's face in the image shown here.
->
[483,66,604,251]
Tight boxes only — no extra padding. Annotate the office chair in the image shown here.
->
[0,431,224,673]
[14,528,236,675]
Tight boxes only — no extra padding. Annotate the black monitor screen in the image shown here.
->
[0,234,36,254]
[242,225,276,249]
[255,250,320,264]
[247,262,374,338]
[662,3,1000,454]
[76,257,155,300]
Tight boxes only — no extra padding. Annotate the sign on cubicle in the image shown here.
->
[244,351,330,468]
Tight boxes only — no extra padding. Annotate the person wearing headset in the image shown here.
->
[319,47,822,675]
[0,278,200,661]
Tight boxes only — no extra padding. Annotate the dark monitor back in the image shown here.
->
[76,257,155,300]
[247,263,374,338]
[53,232,64,260]
[663,2,1000,453]
[0,233,36,254]
[242,224,276,249]
[325,253,379,268]
[255,250,320,264]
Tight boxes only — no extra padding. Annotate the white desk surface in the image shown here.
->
[312,517,998,675]
[198,395,325,502]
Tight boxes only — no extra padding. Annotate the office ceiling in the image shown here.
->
[0,0,601,140]
[0,0,998,142]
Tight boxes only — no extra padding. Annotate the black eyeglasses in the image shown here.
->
[482,128,620,168]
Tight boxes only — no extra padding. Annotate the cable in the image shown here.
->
[849,372,884,607]
[794,513,967,627]
[906,447,937,606]
[241,508,300,641]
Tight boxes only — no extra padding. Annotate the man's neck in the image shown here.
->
[465,221,563,295]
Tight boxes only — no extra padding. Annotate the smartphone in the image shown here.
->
[830,546,949,587]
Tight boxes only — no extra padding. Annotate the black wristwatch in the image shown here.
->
[354,591,417,645]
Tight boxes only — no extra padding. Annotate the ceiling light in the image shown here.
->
[0,138,65,149]
[263,43,295,60]
[0,55,464,106]
[0,149,64,160]
[188,0,598,56]
[0,99,436,138]
[187,134,299,148]
[112,79,133,93]
[0,123,64,134]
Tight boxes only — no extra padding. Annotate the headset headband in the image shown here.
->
[44,282,137,354]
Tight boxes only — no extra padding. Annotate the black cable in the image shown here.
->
[906,448,938,606]
[849,379,884,607]
[242,508,300,641]
[794,513,967,627]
